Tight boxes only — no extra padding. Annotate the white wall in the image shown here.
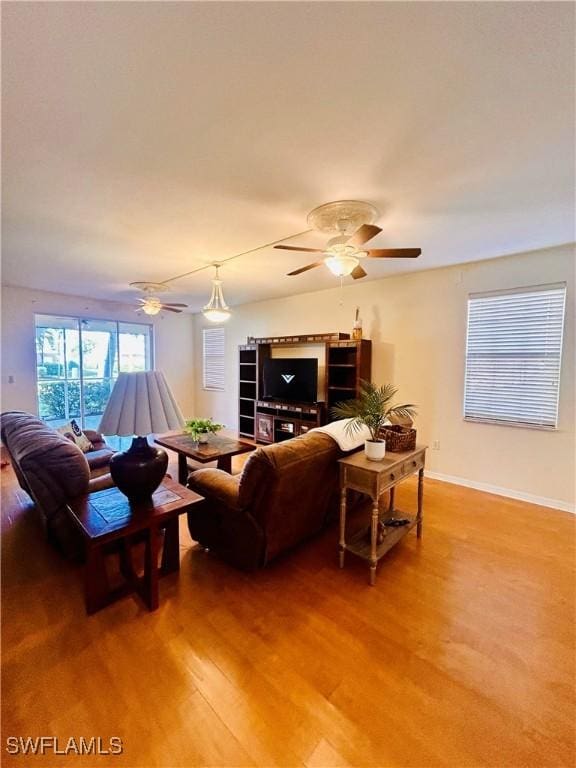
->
[194,245,575,510]
[1,285,195,419]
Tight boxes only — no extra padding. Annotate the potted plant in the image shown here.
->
[184,417,224,444]
[331,382,417,461]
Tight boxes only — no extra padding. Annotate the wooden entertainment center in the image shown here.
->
[238,333,371,444]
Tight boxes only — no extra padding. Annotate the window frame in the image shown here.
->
[202,326,225,392]
[462,283,567,431]
[34,313,154,429]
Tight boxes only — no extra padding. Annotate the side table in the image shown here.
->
[338,446,426,585]
[67,478,203,614]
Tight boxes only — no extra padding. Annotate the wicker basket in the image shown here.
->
[380,425,416,452]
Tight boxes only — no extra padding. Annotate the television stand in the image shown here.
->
[254,400,325,444]
[238,333,371,441]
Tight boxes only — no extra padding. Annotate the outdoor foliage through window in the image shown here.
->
[35,315,153,430]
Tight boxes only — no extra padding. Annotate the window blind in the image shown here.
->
[202,327,225,391]
[463,284,566,428]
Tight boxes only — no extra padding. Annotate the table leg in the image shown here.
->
[339,487,347,568]
[370,498,379,586]
[119,537,137,584]
[178,453,188,486]
[85,545,108,615]
[388,486,395,516]
[161,518,180,574]
[143,524,160,611]
[217,455,232,473]
[377,486,395,543]
[417,467,424,539]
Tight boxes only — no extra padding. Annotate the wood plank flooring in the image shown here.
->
[1,459,574,767]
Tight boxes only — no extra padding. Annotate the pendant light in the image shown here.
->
[202,264,231,323]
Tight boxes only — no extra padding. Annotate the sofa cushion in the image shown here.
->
[244,432,341,562]
[86,447,115,470]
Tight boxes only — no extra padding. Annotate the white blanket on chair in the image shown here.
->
[309,418,371,452]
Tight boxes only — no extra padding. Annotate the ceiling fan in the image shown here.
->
[274,200,421,280]
[129,282,188,315]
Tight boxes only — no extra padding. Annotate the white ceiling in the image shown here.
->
[2,2,574,312]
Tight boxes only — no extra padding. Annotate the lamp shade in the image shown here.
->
[99,371,184,436]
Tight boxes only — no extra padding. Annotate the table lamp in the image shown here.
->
[99,371,184,501]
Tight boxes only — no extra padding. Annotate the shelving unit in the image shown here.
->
[238,334,371,443]
[238,345,257,438]
[325,339,372,414]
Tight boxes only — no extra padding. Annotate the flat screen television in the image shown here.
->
[262,358,318,404]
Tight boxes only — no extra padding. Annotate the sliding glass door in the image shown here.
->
[35,315,153,430]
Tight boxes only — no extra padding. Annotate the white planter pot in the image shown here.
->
[364,439,386,462]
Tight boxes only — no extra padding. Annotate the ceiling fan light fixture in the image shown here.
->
[141,298,162,315]
[202,265,231,323]
[324,254,359,277]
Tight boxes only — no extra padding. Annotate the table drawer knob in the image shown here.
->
[390,473,395,481]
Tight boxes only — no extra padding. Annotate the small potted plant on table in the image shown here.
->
[332,382,417,461]
[184,417,224,445]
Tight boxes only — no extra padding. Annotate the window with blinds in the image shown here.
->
[463,284,566,429]
[202,327,225,391]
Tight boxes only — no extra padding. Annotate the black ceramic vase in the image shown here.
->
[110,437,168,501]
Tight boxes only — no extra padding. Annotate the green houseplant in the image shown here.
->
[184,417,224,444]
[331,381,417,461]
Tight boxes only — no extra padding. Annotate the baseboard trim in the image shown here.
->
[424,470,575,514]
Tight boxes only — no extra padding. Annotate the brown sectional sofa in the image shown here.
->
[0,411,115,557]
[187,431,354,570]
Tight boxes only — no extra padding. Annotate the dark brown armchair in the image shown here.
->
[186,431,344,570]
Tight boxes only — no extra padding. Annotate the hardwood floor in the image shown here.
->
[1,459,574,767]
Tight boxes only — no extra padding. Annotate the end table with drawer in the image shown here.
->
[338,445,426,585]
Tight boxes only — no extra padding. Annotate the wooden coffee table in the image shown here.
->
[155,433,256,484]
[67,478,203,614]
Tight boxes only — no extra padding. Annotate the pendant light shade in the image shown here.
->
[203,265,231,323]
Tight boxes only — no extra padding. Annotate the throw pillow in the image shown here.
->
[56,420,94,453]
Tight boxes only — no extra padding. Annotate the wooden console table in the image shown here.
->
[338,446,426,585]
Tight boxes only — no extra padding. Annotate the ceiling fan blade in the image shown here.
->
[287,261,323,276]
[347,224,382,246]
[162,302,188,307]
[366,248,421,258]
[161,306,183,313]
[351,265,368,280]
[274,244,324,253]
